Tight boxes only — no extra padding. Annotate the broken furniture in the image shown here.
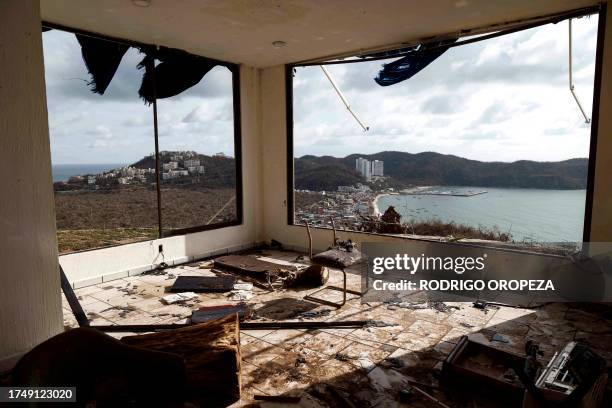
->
[443,336,608,408]
[213,254,327,289]
[523,341,607,408]
[303,219,363,308]
[169,275,236,292]
[121,314,241,407]
[443,335,526,400]
[214,254,297,289]
[190,303,253,323]
[11,327,186,407]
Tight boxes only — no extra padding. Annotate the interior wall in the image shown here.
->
[0,0,63,364]
[60,66,264,288]
[589,4,612,242]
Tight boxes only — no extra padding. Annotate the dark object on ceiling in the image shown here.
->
[76,34,129,94]
[169,275,236,292]
[374,39,457,86]
[138,47,217,103]
[11,327,186,407]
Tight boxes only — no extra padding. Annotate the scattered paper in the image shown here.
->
[233,282,253,291]
[229,290,253,301]
[161,292,198,305]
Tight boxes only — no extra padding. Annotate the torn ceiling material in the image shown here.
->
[75,34,129,94]
[49,29,219,102]
[374,38,457,86]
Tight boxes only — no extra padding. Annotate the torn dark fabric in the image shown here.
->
[138,47,217,103]
[76,34,129,94]
[374,39,457,86]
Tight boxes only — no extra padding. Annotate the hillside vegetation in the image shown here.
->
[295,151,588,191]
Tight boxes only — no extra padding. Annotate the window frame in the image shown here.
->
[285,5,606,245]
[43,22,243,253]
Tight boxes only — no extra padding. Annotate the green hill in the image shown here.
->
[295,151,588,191]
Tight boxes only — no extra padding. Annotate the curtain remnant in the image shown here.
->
[76,34,129,95]
[374,39,457,86]
[73,33,217,102]
[137,47,217,103]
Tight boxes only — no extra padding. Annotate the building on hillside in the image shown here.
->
[188,165,205,174]
[355,157,371,180]
[184,159,200,167]
[163,162,178,171]
[372,160,384,177]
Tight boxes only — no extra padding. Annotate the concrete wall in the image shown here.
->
[60,66,264,288]
[0,0,63,364]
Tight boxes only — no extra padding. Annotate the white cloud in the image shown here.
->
[293,15,598,162]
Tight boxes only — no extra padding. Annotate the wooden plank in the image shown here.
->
[121,315,241,407]
[191,304,252,323]
[214,255,297,285]
[214,255,297,274]
[169,275,235,292]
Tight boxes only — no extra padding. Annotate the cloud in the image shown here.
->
[292,14,598,162]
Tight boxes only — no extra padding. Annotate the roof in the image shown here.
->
[41,0,600,67]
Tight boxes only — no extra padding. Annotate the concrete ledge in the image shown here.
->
[68,242,260,288]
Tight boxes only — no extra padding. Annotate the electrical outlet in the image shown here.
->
[158,244,163,253]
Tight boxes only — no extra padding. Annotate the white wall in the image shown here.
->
[60,66,264,288]
[0,0,63,364]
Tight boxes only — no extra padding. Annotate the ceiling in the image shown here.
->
[41,0,602,67]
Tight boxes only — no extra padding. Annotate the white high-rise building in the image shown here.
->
[371,160,384,177]
[355,157,370,180]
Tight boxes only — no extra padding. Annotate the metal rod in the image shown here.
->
[319,65,369,131]
[331,217,337,246]
[295,6,599,67]
[91,320,369,333]
[569,19,591,124]
[60,265,89,327]
[150,58,164,238]
[305,221,313,259]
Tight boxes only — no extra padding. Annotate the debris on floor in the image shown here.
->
[169,275,235,293]
[298,308,332,319]
[229,289,253,301]
[59,249,612,408]
[214,254,297,288]
[190,303,252,323]
[161,292,198,305]
[122,315,241,407]
[233,282,253,291]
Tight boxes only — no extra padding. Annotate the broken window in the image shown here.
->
[156,66,240,234]
[43,27,242,254]
[289,12,600,251]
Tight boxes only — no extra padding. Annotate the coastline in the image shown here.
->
[371,193,391,216]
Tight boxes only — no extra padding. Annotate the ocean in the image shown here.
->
[52,163,126,182]
[376,187,586,242]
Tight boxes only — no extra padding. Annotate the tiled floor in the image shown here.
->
[62,249,612,407]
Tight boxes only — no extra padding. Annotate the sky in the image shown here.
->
[43,14,598,165]
[42,30,235,165]
[294,14,599,162]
